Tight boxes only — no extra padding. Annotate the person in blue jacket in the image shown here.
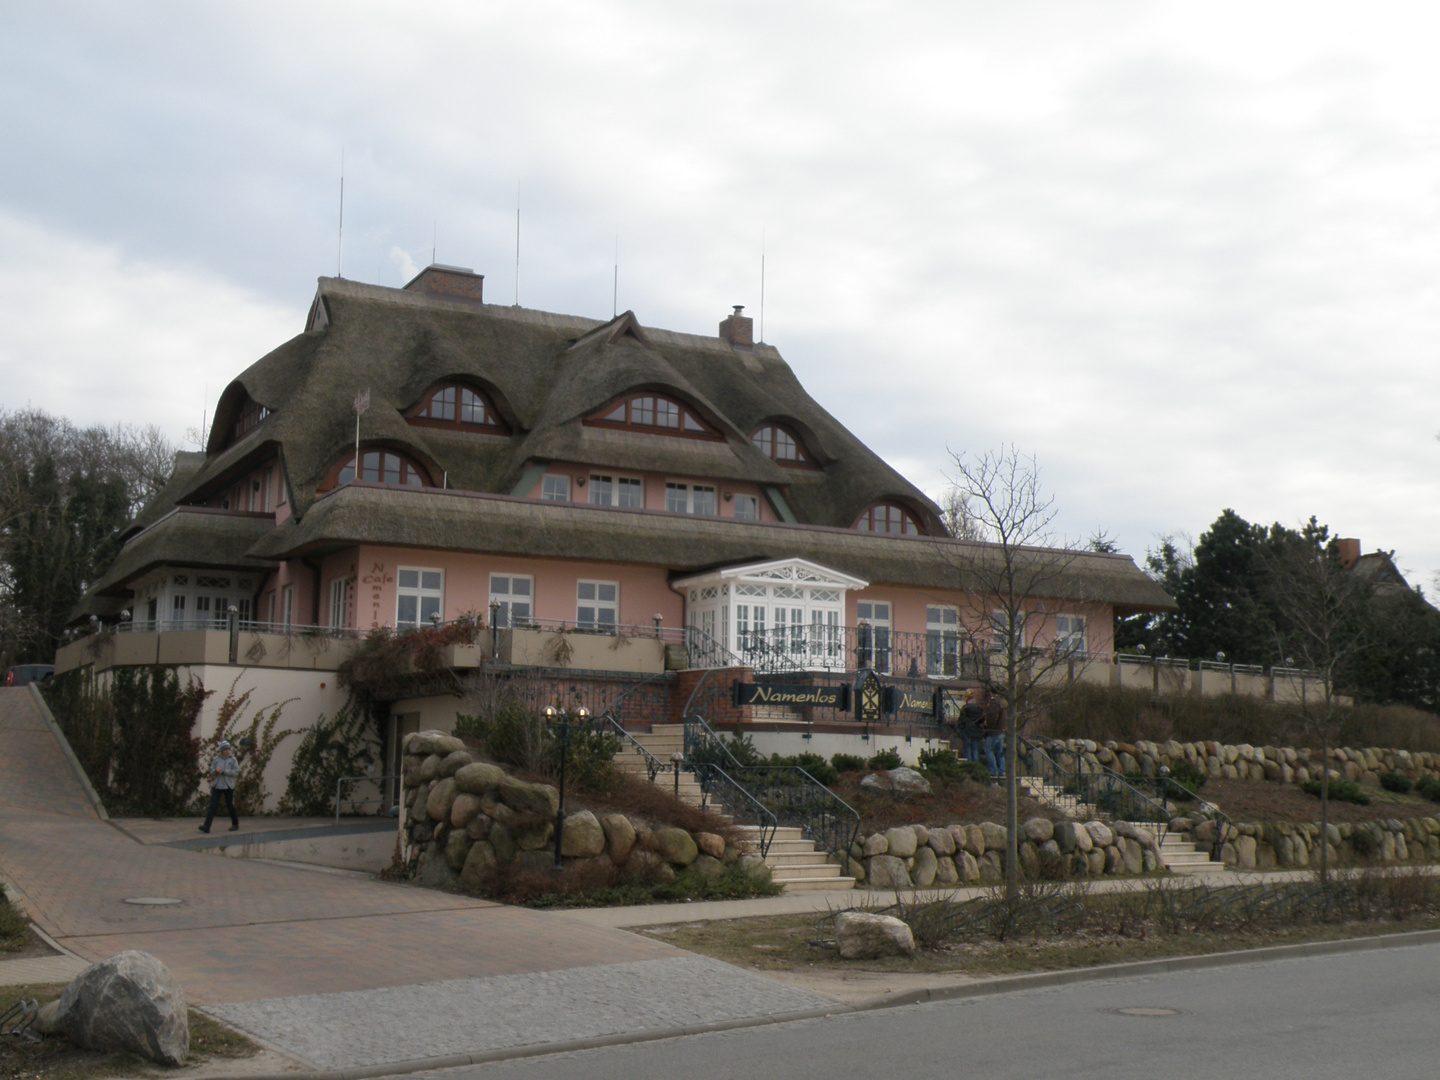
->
[199,740,240,833]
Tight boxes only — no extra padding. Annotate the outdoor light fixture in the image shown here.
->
[429,611,442,627]
[1216,651,1226,662]
[671,750,684,799]
[575,476,586,488]
[120,609,131,622]
[653,613,663,638]
[544,703,591,871]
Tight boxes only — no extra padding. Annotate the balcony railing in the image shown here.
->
[701,624,995,678]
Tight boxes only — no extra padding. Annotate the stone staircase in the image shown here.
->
[1017,774,1096,819]
[1150,829,1226,874]
[616,724,854,891]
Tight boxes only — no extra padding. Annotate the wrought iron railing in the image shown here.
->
[1154,775,1234,863]
[1018,738,1171,836]
[720,624,992,679]
[596,669,674,784]
[680,667,858,862]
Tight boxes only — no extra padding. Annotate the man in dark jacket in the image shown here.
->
[982,686,1007,778]
[958,689,986,765]
[199,740,240,833]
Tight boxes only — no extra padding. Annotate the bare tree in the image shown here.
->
[940,487,988,542]
[1259,526,1374,884]
[943,446,1087,898]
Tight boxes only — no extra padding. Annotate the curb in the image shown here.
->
[27,683,108,821]
[196,924,1440,1080]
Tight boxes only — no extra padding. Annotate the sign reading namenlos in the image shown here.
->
[732,682,851,709]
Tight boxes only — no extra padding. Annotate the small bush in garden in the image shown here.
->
[787,752,839,786]
[868,747,903,769]
[831,753,867,773]
[918,747,964,780]
[1301,778,1371,805]
[1416,776,1440,803]
[1168,760,1208,794]
[1379,770,1413,794]
[562,725,623,793]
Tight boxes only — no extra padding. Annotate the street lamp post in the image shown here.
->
[489,600,502,660]
[544,703,590,871]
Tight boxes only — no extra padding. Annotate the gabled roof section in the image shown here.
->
[672,557,870,592]
[568,310,649,350]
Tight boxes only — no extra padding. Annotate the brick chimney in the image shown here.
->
[1337,537,1361,569]
[719,305,753,349]
[403,264,484,303]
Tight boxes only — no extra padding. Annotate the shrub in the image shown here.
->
[831,753,867,773]
[918,747,989,783]
[108,667,209,816]
[1301,778,1371,805]
[1379,770,1413,794]
[562,725,623,793]
[193,676,298,814]
[868,747,903,769]
[1168,760,1208,796]
[279,698,380,816]
[775,751,838,786]
[1416,776,1440,803]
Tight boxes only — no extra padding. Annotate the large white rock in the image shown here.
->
[835,911,916,959]
[57,951,189,1066]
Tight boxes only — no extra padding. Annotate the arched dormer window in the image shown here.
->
[586,393,721,439]
[407,382,508,433]
[234,399,271,441]
[751,423,815,467]
[325,448,431,490]
[855,502,923,536]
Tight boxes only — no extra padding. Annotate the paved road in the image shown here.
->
[408,940,1440,1080]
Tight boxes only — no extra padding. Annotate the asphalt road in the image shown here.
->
[415,940,1439,1080]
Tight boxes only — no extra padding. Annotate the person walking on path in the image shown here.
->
[958,689,986,765]
[199,740,240,833]
[982,686,1007,778]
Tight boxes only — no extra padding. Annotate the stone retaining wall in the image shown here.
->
[1171,813,1440,870]
[399,730,767,891]
[1042,737,1440,789]
[848,818,1162,889]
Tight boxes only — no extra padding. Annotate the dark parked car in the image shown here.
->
[4,664,54,686]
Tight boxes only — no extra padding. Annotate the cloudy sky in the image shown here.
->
[2,2,1437,585]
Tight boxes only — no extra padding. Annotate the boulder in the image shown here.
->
[511,817,554,852]
[439,750,475,777]
[458,841,497,891]
[419,753,444,782]
[625,848,671,881]
[560,810,607,858]
[964,824,986,856]
[911,846,938,887]
[488,821,517,863]
[654,826,699,867]
[888,767,932,793]
[1023,817,1054,843]
[957,850,981,883]
[419,847,459,889]
[601,813,637,863]
[866,854,912,889]
[695,832,726,859]
[910,825,930,847]
[465,814,492,841]
[1234,835,1257,870]
[1086,849,1106,876]
[691,853,725,878]
[884,826,919,858]
[445,829,473,871]
[450,793,483,829]
[977,852,1002,884]
[1120,838,1144,874]
[934,855,959,885]
[1053,821,1077,853]
[863,833,889,856]
[979,822,1006,851]
[1103,845,1123,875]
[425,778,458,823]
[835,911,916,959]
[57,952,188,1066]
[848,857,867,882]
[735,854,771,886]
[927,827,956,856]
[498,774,560,818]
[1019,841,1040,879]
[514,850,556,874]
[453,761,507,796]
[1084,821,1114,848]
[35,998,60,1035]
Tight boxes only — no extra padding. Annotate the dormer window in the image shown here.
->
[751,423,813,466]
[408,382,507,433]
[855,502,922,536]
[327,449,430,489]
[234,400,271,441]
[587,393,720,438]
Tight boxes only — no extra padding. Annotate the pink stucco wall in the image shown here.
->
[849,586,1113,655]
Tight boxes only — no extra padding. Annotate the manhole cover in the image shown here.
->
[122,897,182,906]
[1109,1007,1185,1018]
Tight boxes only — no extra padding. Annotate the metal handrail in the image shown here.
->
[1018,738,1171,840]
[729,764,860,864]
[689,762,778,856]
[1156,776,1234,863]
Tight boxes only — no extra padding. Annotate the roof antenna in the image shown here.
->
[514,186,521,307]
[759,229,766,345]
[337,147,345,278]
[613,234,618,318]
[432,220,437,266]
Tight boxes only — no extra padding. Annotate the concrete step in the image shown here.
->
[767,851,834,866]
[774,876,856,892]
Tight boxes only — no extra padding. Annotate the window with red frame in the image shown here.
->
[751,423,812,465]
[587,394,717,436]
[855,502,922,536]
[410,383,506,431]
[233,399,271,441]
[336,450,428,488]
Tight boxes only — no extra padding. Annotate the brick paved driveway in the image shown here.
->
[0,688,678,1005]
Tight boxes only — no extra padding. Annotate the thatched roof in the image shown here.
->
[249,484,1175,614]
[89,508,278,598]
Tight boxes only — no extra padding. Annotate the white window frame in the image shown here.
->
[665,481,717,515]
[588,474,644,508]
[990,609,1024,654]
[396,567,444,628]
[926,604,960,678]
[281,585,294,628]
[489,574,534,629]
[329,578,349,628]
[540,475,570,502]
[1054,614,1086,657]
[732,493,759,521]
[855,600,892,673]
[576,580,619,629]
